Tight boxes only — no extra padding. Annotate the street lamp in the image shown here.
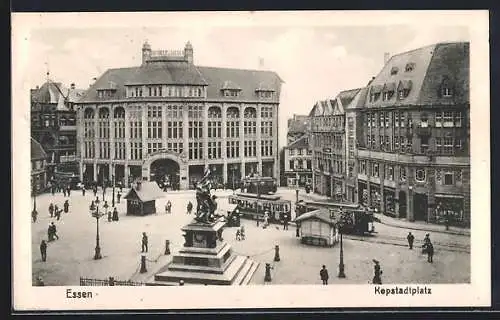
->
[90,198,107,260]
[112,174,115,207]
[230,165,236,194]
[337,211,346,278]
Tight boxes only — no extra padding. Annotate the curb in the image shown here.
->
[376,218,470,237]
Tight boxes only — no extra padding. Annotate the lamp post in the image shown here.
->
[337,211,346,278]
[112,174,115,207]
[230,165,236,194]
[90,198,106,260]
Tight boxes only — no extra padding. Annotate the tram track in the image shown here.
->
[344,233,470,253]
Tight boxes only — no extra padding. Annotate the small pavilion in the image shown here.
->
[123,181,164,216]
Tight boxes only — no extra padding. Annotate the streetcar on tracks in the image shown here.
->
[228,193,292,223]
[241,176,278,195]
[295,200,375,235]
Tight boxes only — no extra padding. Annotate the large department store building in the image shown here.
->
[75,41,283,189]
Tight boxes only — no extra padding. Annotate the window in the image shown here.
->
[307,160,311,170]
[390,67,398,75]
[435,137,442,153]
[420,136,429,154]
[443,112,454,127]
[289,160,294,170]
[400,166,407,182]
[405,63,415,72]
[435,112,442,127]
[443,172,454,185]
[444,137,453,154]
[379,112,385,127]
[420,113,428,128]
[415,168,426,182]
[455,138,463,153]
[372,163,379,177]
[442,87,453,97]
[454,112,463,127]
[387,165,394,181]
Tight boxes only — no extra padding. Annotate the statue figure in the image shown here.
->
[194,166,220,224]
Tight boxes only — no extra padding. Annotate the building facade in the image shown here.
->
[309,90,360,201]
[353,42,470,224]
[75,41,282,190]
[283,134,312,187]
[31,137,49,194]
[31,80,85,178]
[286,114,309,144]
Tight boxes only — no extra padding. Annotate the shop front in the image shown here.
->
[369,184,381,212]
[383,187,397,217]
[434,194,465,226]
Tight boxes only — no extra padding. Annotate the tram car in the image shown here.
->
[241,176,278,195]
[296,201,375,235]
[228,193,292,223]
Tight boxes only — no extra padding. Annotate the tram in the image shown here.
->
[241,176,278,195]
[228,193,292,223]
[296,200,375,235]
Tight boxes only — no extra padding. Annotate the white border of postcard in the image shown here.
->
[12,10,490,310]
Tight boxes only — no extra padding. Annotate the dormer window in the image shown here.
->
[382,83,395,101]
[369,85,383,102]
[439,76,454,98]
[405,63,415,72]
[442,87,453,97]
[390,67,399,75]
[397,80,412,99]
[259,91,273,99]
[223,89,240,97]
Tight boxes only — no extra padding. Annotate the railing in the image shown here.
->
[151,50,183,57]
[80,277,145,286]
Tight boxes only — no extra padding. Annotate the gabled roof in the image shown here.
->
[31,137,48,160]
[294,208,340,225]
[344,87,369,110]
[123,182,164,202]
[287,115,309,134]
[31,81,85,109]
[78,63,283,103]
[362,42,469,108]
[338,88,362,109]
[285,134,309,149]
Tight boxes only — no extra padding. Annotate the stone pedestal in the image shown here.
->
[149,218,259,286]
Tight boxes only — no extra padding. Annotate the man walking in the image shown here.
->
[187,201,193,215]
[407,232,415,250]
[427,242,434,263]
[320,265,329,285]
[40,240,47,262]
[141,232,148,253]
[372,260,383,284]
[49,203,54,218]
[283,213,289,230]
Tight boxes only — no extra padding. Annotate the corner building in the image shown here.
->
[76,41,282,189]
[350,42,470,225]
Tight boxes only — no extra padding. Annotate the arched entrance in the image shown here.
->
[142,150,189,190]
[151,158,180,191]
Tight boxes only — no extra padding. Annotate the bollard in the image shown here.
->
[179,280,185,286]
[264,263,272,282]
[274,245,280,262]
[165,240,171,255]
[296,226,300,238]
[256,218,259,227]
[140,254,147,273]
[108,277,115,286]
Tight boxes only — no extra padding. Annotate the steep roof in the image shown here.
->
[31,137,48,160]
[78,63,283,103]
[294,208,340,225]
[362,42,469,108]
[285,134,309,149]
[338,88,362,109]
[31,81,85,109]
[309,88,361,117]
[287,115,309,134]
[123,182,164,202]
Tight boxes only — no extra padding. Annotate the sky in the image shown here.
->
[24,17,470,147]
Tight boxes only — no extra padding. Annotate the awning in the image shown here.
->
[434,194,464,199]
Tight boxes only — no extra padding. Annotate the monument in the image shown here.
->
[150,166,259,285]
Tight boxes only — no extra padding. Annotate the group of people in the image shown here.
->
[42,200,70,222]
[164,200,172,214]
[407,232,435,263]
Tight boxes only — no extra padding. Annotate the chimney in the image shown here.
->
[367,76,376,86]
[70,83,75,89]
[384,52,390,65]
[136,181,142,191]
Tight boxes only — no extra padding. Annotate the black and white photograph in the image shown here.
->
[12,11,490,310]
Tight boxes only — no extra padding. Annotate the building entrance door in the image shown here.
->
[413,193,428,221]
[150,159,180,191]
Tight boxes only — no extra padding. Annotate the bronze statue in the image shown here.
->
[194,166,221,224]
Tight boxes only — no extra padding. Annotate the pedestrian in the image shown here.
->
[427,242,434,263]
[32,209,38,223]
[141,232,148,253]
[320,265,329,285]
[372,259,382,284]
[93,187,97,197]
[49,203,54,218]
[240,225,246,240]
[107,210,113,222]
[51,186,55,196]
[47,223,53,241]
[407,232,415,250]
[187,201,193,214]
[40,240,47,262]
[67,186,71,197]
[63,200,69,213]
[63,188,67,197]
[283,213,289,230]
[117,191,121,204]
[55,208,61,221]
[112,207,119,221]
[263,211,270,228]
[422,233,431,254]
